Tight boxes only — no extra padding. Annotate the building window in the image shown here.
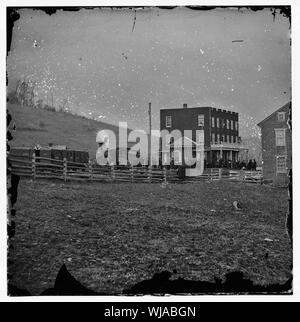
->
[278,112,285,122]
[216,118,219,128]
[174,150,182,164]
[233,136,236,143]
[198,114,204,127]
[226,119,230,129]
[217,134,220,143]
[275,129,286,146]
[276,156,287,173]
[221,135,225,142]
[228,135,231,143]
[166,115,172,128]
[211,117,215,128]
[222,119,226,129]
[211,133,215,143]
[231,135,234,143]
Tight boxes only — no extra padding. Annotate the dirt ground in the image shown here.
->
[8,178,292,295]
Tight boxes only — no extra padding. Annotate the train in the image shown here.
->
[9,146,89,165]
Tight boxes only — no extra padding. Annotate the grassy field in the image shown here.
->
[8,179,292,295]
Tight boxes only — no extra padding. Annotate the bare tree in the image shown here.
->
[14,79,36,107]
[59,98,68,112]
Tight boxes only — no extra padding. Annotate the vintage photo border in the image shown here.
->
[1,0,299,302]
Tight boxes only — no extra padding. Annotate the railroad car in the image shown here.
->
[10,147,89,165]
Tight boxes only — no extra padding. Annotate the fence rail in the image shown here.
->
[8,154,263,184]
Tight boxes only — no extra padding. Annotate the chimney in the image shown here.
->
[183,103,188,109]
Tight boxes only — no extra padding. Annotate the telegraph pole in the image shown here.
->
[51,92,54,109]
[148,102,152,166]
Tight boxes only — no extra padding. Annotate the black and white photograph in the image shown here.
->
[4,3,295,301]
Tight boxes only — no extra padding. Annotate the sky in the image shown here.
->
[7,7,291,138]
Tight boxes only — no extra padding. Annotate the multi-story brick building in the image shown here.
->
[160,104,248,167]
[257,101,292,185]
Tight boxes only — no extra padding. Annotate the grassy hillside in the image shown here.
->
[7,103,124,160]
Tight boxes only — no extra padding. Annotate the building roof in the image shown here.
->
[160,106,211,111]
[160,106,238,115]
[257,101,291,127]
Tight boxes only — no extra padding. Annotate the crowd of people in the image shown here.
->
[237,159,257,171]
[205,158,258,170]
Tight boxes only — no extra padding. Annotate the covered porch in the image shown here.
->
[205,143,249,168]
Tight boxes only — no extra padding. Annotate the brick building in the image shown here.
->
[257,101,292,185]
[160,104,248,167]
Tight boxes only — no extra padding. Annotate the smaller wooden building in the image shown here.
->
[257,102,291,185]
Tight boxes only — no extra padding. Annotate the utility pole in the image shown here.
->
[51,92,54,109]
[148,102,152,166]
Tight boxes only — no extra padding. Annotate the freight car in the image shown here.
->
[49,149,89,165]
[9,147,89,165]
[9,147,35,160]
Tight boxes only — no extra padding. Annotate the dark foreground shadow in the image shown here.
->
[8,264,292,296]
[123,270,292,295]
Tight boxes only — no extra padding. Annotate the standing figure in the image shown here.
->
[253,159,257,171]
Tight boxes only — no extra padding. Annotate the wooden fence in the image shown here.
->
[8,153,263,184]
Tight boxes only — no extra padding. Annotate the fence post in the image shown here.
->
[88,160,93,180]
[218,168,222,180]
[131,165,134,183]
[63,157,67,182]
[148,166,152,183]
[32,152,36,180]
[111,164,115,181]
[163,167,167,183]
